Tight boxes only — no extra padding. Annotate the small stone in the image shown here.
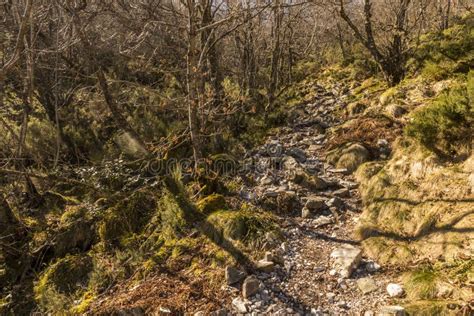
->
[287,148,307,163]
[242,276,260,298]
[332,188,350,198]
[356,277,378,294]
[256,260,275,273]
[232,297,248,314]
[225,266,246,285]
[305,196,327,211]
[264,251,283,265]
[313,215,333,227]
[194,312,205,316]
[386,283,404,297]
[280,242,288,252]
[260,176,273,185]
[327,292,336,303]
[326,197,345,209]
[364,311,375,316]
[379,306,406,316]
[301,207,312,218]
[366,261,381,273]
[329,269,337,276]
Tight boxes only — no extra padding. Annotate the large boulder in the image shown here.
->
[326,143,370,174]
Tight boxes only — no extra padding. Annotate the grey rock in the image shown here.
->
[356,277,378,294]
[330,245,362,278]
[287,148,307,163]
[332,188,350,198]
[313,215,333,227]
[301,207,312,218]
[225,266,247,285]
[326,197,345,209]
[256,260,275,273]
[232,297,248,313]
[305,196,327,211]
[242,276,261,299]
[366,261,381,273]
[264,251,283,265]
[386,283,404,298]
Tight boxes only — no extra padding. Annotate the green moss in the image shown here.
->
[196,194,227,215]
[60,205,89,224]
[34,255,92,313]
[404,301,453,316]
[98,190,156,245]
[379,86,405,105]
[406,77,473,159]
[204,206,277,245]
[41,191,79,214]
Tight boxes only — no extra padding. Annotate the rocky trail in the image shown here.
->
[223,85,406,315]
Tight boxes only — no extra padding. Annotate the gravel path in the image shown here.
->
[225,85,404,315]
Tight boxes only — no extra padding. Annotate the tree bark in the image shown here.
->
[268,0,283,109]
[187,0,203,168]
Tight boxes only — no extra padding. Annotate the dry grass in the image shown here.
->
[327,115,402,153]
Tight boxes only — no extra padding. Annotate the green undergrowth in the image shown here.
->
[406,72,473,160]
[26,174,277,314]
[410,14,474,82]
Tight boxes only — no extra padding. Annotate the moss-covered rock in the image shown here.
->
[327,142,370,173]
[204,206,277,246]
[54,206,96,257]
[98,190,156,245]
[197,194,227,215]
[34,254,92,313]
[40,191,79,214]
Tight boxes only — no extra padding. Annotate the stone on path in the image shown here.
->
[326,197,345,209]
[356,277,378,294]
[379,306,406,316]
[256,260,275,273]
[386,283,404,297]
[332,188,350,198]
[365,261,381,273]
[242,276,260,298]
[305,196,327,211]
[225,266,246,285]
[313,215,333,227]
[232,297,248,314]
[330,244,362,278]
[301,207,312,218]
[264,251,283,265]
[287,148,307,163]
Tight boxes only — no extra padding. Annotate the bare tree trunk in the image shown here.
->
[202,0,223,105]
[268,0,282,109]
[96,69,149,153]
[336,22,348,62]
[187,0,203,168]
[339,0,409,86]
